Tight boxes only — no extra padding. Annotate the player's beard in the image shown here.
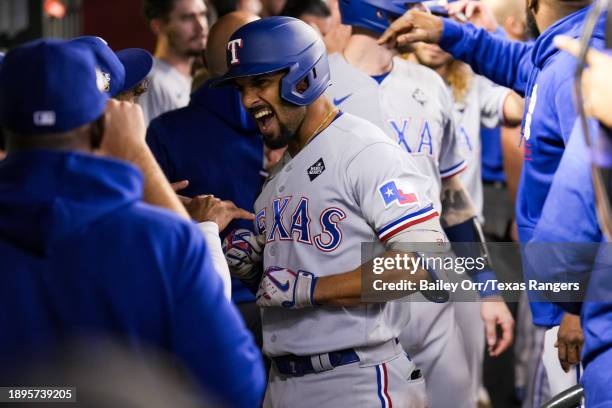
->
[263,122,294,150]
[167,30,205,58]
[525,7,540,39]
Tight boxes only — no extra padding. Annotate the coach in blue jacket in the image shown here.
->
[378,1,604,402]
[0,39,265,408]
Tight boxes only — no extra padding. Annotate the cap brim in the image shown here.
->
[116,48,153,93]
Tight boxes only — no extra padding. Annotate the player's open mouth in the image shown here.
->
[251,106,277,134]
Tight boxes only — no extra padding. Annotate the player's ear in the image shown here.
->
[527,0,538,13]
[506,16,525,39]
[150,18,164,37]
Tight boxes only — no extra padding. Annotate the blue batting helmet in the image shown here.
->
[213,16,331,106]
[339,0,449,34]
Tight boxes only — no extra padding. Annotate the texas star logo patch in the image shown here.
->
[307,158,326,181]
[378,179,419,208]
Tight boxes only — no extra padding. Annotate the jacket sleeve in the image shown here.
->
[554,75,579,145]
[439,19,533,96]
[171,224,266,408]
[529,119,603,314]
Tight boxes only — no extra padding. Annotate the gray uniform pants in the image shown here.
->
[400,301,475,408]
[263,342,426,408]
[454,301,485,407]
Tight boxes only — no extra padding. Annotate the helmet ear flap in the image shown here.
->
[280,46,331,106]
[295,76,310,95]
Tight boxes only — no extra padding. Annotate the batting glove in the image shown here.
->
[256,267,317,309]
[222,228,264,282]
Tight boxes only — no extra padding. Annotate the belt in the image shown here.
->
[273,348,360,377]
[483,180,507,189]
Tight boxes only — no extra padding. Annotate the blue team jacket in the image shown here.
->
[531,119,612,371]
[147,80,264,303]
[439,6,606,326]
[0,151,265,408]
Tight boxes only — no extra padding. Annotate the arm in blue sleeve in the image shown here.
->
[529,120,603,314]
[172,225,266,408]
[146,119,174,181]
[444,219,500,298]
[554,76,579,144]
[439,19,533,95]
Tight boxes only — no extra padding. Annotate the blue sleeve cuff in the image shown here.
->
[470,269,501,298]
[440,18,465,51]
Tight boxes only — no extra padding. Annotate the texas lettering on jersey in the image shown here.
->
[387,118,436,157]
[256,196,346,252]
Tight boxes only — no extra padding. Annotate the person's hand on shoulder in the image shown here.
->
[378,10,444,50]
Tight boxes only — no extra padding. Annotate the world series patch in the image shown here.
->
[307,158,325,181]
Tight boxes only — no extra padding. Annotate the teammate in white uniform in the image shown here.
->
[323,2,517,407]
[411,42,523,220]
[326,53,466,212]
[326,45,476,408]
[217,16,444,408]
[452,75,510,221]
[410,39,524,405]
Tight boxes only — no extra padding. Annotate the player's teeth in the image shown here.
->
[254,109,272,119]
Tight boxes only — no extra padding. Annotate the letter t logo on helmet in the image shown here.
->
[227,39,244,65]
[213,17,331,106]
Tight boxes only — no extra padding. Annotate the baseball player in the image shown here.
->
[410,37,524,405]
[70,36,154,104]
[411,42,524,221]
[217,16,444,407]
[323,2,515,406]
[378,3,605,404]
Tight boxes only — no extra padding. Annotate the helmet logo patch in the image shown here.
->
[227,38,244,65]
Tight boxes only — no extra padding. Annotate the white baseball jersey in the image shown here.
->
[451,75,509,220]
[326,54,466,214]
[254,112,438,357]
[138,58,192,125]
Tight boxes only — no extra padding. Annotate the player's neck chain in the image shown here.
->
[304,108,339,147]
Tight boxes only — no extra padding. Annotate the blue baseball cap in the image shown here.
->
[71,36,126,97]
[115,48,153,93]
[0,39,109,135]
